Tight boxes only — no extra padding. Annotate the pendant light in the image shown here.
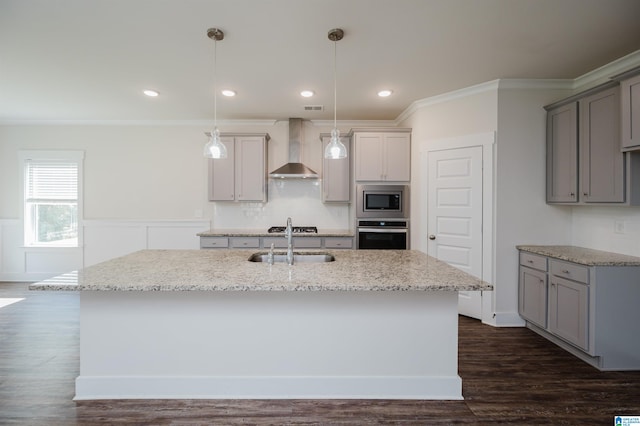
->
[203,28,228,159]
[324,28,347,160]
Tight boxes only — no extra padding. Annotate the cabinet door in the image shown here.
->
[621,74,640,151]
[208,137,236,201]
[383,133,411,181]
[547,103,578,203]
[355,134,384,181]
[519,266,547,328]
[549,275,589,351]
[322,136,350,202]
[579,87,624,203]
[235,136,266,202]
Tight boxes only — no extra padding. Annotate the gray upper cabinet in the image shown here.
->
[208,134,269,202]
[545,83,640,205]
[618,71,640,151]
[352,129,411,182]
[321,135,351,203]
[546,102,578,203]
[579,86,624,203]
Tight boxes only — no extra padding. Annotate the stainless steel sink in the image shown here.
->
[248,252,335,263]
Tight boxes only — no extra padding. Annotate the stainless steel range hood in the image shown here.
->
[269,118,319,179]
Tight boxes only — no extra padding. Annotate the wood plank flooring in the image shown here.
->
[1,282,639,425]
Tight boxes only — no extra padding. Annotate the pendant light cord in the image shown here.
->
[333,38,337,130]
[213,37,218,129]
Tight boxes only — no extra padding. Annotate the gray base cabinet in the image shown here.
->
[200,236,353,250]
[518,249,640,370]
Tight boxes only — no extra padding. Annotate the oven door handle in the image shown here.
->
[357,227,408,233]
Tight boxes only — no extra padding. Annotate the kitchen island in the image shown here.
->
[31,249,491,400]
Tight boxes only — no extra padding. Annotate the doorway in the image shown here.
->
[422,133,494,321]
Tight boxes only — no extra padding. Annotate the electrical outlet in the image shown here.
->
[614,220,625,234]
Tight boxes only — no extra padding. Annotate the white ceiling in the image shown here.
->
[2,0,640,123]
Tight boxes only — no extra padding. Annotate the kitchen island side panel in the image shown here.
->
[76,290,461,400]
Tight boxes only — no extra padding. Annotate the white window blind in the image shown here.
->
[26,162,78,202]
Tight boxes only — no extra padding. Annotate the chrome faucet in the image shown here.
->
[285,217,294,265]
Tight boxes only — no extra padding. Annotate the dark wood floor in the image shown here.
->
[1,282,639,425]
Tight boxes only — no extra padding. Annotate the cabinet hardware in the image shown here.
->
[527,260,534,263]
[562,270,570,274]
[428,235,436,240]
[570,192,575,197]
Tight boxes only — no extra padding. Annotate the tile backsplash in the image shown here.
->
[210,179,351,230]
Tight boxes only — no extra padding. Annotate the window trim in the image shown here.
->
[19,150,84,248]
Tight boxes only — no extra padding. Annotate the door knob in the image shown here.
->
[428,235,436,240]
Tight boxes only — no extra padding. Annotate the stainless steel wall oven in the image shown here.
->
[357,220,409,250]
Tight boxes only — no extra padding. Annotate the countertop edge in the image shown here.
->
[517,245,640,266]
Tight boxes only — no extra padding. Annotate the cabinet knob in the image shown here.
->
[428,235,436,240]
[539,279,544,283]
[583,192,588,196]
[570,192,575,197]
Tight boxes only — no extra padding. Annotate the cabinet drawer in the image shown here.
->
[230,237,260,248]
[262,237,287,249]
[200,237,229,248]
[550,259,589,284]
[519,252,547,271]
[324,237,353,249]
[292,237,322,248]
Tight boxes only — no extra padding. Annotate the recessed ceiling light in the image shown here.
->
[221,89,236,97]
[300,90,315,98]
[143,89,159,97]
[377,90,393,97]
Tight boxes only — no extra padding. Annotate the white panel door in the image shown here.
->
[428,146,483,319]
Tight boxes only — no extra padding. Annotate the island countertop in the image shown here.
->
[30,249,492,292]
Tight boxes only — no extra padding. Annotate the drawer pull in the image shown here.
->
[562,269,570,274]
[527,260,534,263]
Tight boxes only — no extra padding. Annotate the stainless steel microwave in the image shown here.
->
[356,184,409,218]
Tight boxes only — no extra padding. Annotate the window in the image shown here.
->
[21,151,84,247]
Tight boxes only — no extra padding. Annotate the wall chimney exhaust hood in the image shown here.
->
[269,118,319,179]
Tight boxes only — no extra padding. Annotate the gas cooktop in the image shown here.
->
[267,226,318,234]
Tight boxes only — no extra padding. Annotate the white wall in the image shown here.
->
[571,206,640,256]
[0,121,355,280]
[494,84,574,324]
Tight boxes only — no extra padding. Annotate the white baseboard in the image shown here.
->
[75,375,463,400]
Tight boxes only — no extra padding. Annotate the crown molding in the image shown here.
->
[395,80,501,124]
[310,119,397,128]
[395,48,640,123]
[573,49,640,91]
[0,119,278,127]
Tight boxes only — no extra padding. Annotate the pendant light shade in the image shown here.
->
[325,28,347,160]
[203,127,227,158]
[204,28,228,159]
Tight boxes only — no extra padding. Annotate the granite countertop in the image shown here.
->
[29,249,492,292]
[197,229,354,238]
[517,245,640,266]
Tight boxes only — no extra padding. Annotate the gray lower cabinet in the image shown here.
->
[518,249,640,370]
[518,252,548,328]
[201,236,353,250]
